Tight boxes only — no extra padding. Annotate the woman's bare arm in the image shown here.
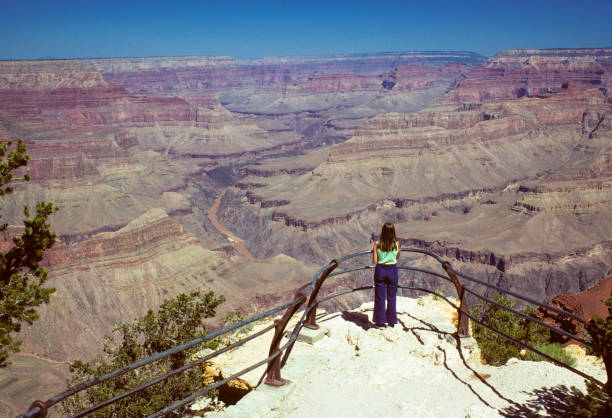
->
[372,241,378,264]
[396,240,401,260]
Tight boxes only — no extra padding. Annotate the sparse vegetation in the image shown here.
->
[222,310,245,325]
[222,310,255,336]
[61,290,225,417]
[470,291,612,416]
[433,287,447,302]
[524,342,577,367]
[0,138,58,367]
[468,294,549,366]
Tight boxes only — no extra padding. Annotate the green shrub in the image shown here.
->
[524,342,577,367]
[61,290,225,417]
[469,294,550,366]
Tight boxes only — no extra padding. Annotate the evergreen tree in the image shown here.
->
[0,138,58,367]
[566,291,612,416]
[469,294,549,366]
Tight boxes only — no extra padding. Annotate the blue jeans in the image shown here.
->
[373,264,398,325]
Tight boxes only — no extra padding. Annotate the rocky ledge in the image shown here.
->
[194,295,606,417]
[536,275,612,344]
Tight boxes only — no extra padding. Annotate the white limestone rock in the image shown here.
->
[195,295,606,418]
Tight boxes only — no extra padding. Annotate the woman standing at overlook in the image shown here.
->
[372,222,401,328]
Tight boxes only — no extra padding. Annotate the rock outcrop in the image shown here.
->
[442,48,612,105]
[94,52,485,148]
[16,208,317,362]
[536,275,612,344]
[18,208,232,361]
[0,60,108,90]
[199,296,606,417]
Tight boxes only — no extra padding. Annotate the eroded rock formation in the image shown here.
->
[1,48,611,414]
[225,48,612,302]
[442,48,612,104]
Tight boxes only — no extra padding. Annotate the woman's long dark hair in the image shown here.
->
[379,222,397,252]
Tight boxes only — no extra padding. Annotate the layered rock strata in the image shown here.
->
[16,208,316,362]
[2,48,610,415]
[2,208,316,413]
[94,52,485,148]
[223,49,612,302]
[443,48,612,104]
[237,83,610,225]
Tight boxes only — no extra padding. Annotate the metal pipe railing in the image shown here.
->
[303,283,606,388]
[459,307,605,387]
[153,308,320,417]
[19,296,304,418]
[21,247,603,418]
[447,265,588,324]
[147,351,282,418]
[463,286,589,346]
[71,324,275,417]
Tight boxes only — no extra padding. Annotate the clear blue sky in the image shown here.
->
[1,0,611,60]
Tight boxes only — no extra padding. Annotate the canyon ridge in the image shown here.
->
[0,48,611,415]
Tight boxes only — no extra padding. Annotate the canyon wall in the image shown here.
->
[443,48,612,104]
[92,51,485,148]
[224,48,612,302]
[2,48,611,413]
[0,51,487,412]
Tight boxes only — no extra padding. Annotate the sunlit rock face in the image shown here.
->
[92,52,486,147]
[92,52,484,94]
[0,56,304,242]
[1,48,610,413]
[223,49,612,303]
[14,207,316,361]
[204,295,606,417]
[535,275,612,344]
[442,48,612,104]
[0,60,108,90]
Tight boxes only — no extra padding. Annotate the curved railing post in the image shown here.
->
[264,290,307,386]
[303,260,339,330]
[441,261,470,338]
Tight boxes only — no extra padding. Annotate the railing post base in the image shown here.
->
[264,291,306,387]
[303,303,320,330]
[302,260,338,330]
[264,349,290,387]
[264,377,290,387]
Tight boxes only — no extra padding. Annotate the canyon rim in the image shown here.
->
[0,46,611,415]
